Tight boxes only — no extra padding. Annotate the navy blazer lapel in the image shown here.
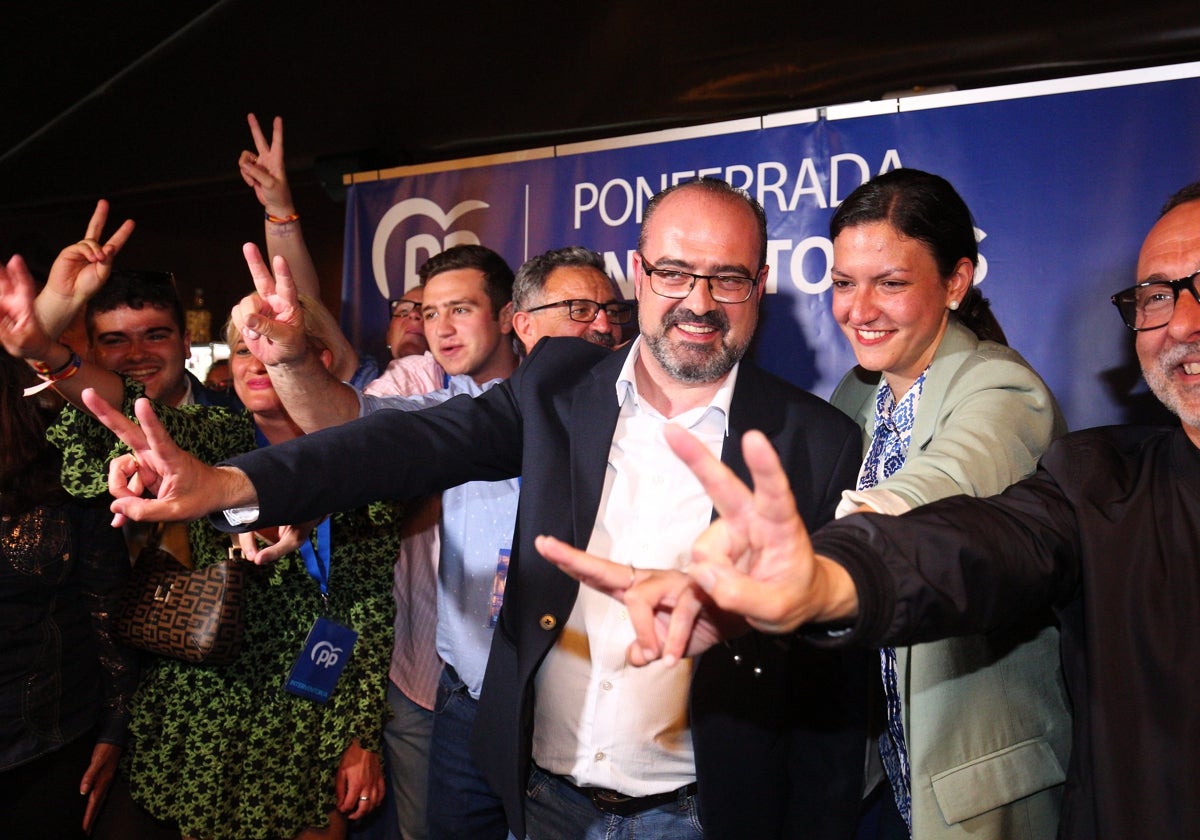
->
[723,362,787,487]
[567,345,628,548]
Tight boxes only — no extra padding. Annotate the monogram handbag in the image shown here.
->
[115,523,247,665]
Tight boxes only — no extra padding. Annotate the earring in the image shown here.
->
[948,300,960,311]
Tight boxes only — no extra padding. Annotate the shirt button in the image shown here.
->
[594,752,606,762]
[600,680,613,691]
[539,614,557,630]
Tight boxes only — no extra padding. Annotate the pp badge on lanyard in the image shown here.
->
[285,519,358,703]
[487,548,510,629]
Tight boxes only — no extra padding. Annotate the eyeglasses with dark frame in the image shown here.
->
[638,253,760,304]
[388,299,421,319]
[1110,268,1200,331]
[524,298,635,324]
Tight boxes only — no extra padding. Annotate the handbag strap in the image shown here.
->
[227,536,246,564]
[159,522,194,570]
[144,521,165,550]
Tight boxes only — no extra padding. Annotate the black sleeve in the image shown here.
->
[810,456,1084,647]
[215,385,524,529]
[209,336,613,531]
[74,498,139,747]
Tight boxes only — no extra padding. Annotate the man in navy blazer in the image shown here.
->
[98,179,868,840]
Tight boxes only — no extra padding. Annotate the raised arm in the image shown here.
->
[0,255,124,409]
[238,113,321,299]
[238,116,362,381]
[33,199,134,340]
[233,244,361,431]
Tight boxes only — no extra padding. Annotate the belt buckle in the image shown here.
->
[589,788,641,817]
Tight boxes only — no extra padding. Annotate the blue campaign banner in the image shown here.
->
[342,63,1200,431]
[341,155,556,358]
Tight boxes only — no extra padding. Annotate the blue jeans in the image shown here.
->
[427,665,510,840]
[381,681,434,840]
[525,766,703,840]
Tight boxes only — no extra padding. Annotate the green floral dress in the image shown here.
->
[48,387,401,840]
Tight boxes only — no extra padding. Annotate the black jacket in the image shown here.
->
[813,425,1200,840]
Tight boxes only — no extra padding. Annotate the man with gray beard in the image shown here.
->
[89,178,870,840]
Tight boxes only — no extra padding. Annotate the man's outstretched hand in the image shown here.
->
[534,535,736,667]
[538,426,860,667]
[665,426,858,635]
[81,389,258,526]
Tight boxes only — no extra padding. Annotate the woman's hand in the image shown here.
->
[0,254,55,361]
[238,113,295,218]
[79,742,121,834]
[236,520,319,565]
[333,738,384,820]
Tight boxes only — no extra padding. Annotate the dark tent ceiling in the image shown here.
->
[5,0,1200,318]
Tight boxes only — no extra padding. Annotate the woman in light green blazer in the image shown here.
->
[828,169,1071,840]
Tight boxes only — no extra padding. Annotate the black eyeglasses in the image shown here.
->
[389,299,421,319]
[638,253,759,304]
[524,298,634,324]
[1110,269,1200,331]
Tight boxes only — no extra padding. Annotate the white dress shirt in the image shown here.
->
[532,337,737,796]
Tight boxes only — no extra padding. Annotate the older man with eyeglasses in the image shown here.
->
[511,246,633,352]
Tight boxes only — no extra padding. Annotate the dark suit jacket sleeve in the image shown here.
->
[213,385,525,529]
[810,438,1086,647]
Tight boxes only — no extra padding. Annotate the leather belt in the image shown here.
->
[554,773,698,817]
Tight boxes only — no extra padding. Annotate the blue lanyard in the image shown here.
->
[252,424,333,597]
[298,518,332,597]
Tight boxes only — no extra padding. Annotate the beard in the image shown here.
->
[643,304,753,384]
[1142,340,1200,429]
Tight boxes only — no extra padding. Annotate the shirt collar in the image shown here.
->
[614,336,738,435]
[450,373,505,397]
[178,374,197,406]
